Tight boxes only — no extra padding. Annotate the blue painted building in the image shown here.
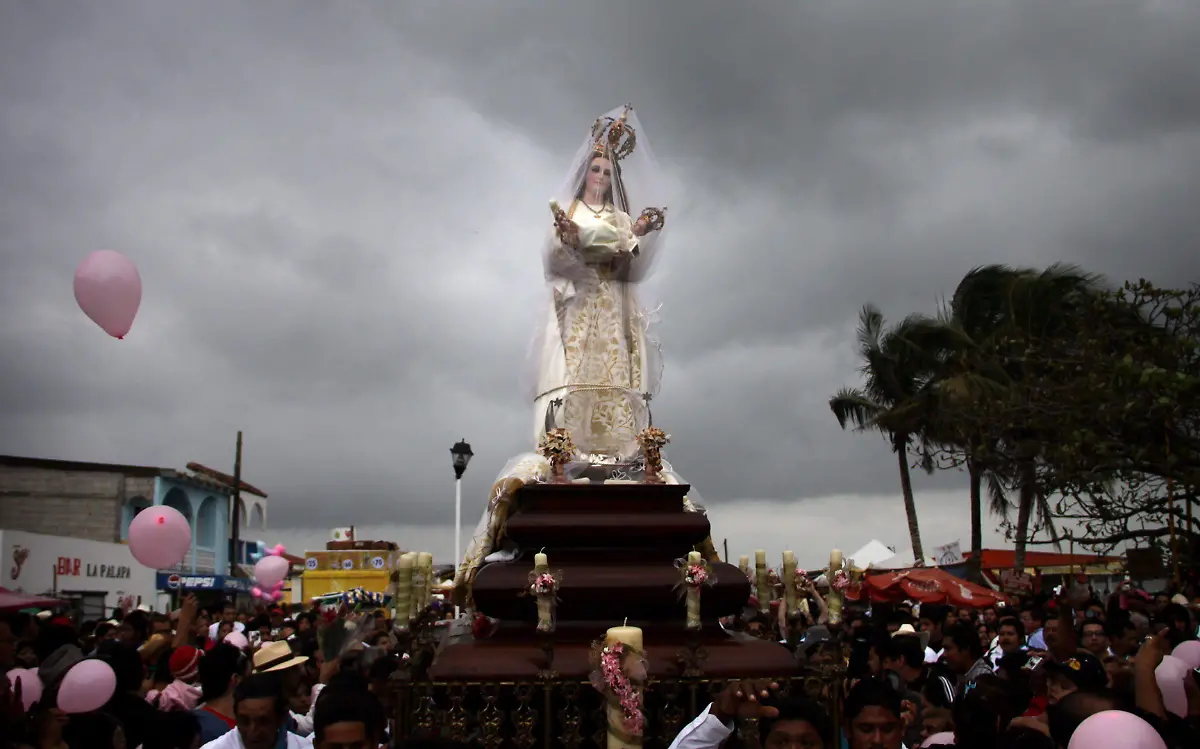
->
[119,473,269,576]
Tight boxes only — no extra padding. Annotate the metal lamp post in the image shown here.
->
[450,439,473,616]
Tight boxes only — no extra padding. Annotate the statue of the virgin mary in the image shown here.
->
[454,105,714,607]
[531,104,668,462]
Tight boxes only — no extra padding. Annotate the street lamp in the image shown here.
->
[450,439,473,616]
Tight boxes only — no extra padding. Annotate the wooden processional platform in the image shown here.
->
[429,482,796,682]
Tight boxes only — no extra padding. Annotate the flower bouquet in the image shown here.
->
[537,428,576,482]
[636,427,670,484]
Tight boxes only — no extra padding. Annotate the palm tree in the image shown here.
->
[948,264,1102,571]
[890,314,1015,582]
[830,305,939,565]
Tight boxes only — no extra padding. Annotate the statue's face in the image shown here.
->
[585,156,612,199]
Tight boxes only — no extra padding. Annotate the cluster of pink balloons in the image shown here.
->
[73,250,142,339]
[252,544,290,602]
[1157,640,1200,719]
[6,659,116,714]
[127,505,192,570]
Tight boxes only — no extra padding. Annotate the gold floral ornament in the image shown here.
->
[637,427,670,484]
[637,206,667,232]
[537,428,576,482]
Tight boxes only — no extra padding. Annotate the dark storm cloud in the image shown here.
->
[1,1,1198,538]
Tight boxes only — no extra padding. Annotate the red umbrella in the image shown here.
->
[0,587,66,611]
[859,568,1007,608]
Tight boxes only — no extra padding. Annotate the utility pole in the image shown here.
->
[230,431,243,578]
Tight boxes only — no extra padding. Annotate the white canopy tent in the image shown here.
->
[849,540,899,569]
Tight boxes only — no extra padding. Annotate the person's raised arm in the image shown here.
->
[1133,630,1169,719]
[667,679,780,749]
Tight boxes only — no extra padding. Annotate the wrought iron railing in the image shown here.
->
[387,669,843,749]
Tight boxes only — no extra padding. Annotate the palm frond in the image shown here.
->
[829,388,883,432]
[856,305,885,354]
[1035,493,1064,551]
[987,470,1013,521]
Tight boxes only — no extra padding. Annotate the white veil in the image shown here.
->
[542,104,670,284]
[525,105,670,442]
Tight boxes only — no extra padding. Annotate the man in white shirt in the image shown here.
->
[989,615,1027,671]
[209,601,247,641]
[668,679,834,749]
[201,672,308,749]
[1020,606,1047,650]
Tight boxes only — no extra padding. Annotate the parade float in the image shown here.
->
[376,105,843,749]
[300,537,402,603]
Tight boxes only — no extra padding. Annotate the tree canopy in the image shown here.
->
[836,273,1199,573]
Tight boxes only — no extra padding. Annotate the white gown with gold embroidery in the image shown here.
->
[531,203,651,461]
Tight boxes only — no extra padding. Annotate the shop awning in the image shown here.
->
[848,568,1007,608]
[0,587,66,611]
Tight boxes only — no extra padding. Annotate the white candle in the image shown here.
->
[534,552,552,632]
[738,555,750,573]
[604,624,645,749]
[755,549,769,613]
[827,548,844,625]
[418,552,433,607]
[395,553,414,627]
[685,551,702,630]
[605,624,643,653]
[782,550,797,617]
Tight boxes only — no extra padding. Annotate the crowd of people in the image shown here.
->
[0,595,420,749]
[675,582,1200,748]
[1,581,1197,748]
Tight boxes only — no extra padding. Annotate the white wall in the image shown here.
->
[1,529,159,615]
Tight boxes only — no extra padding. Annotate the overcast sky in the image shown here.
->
[2,1,1197,569]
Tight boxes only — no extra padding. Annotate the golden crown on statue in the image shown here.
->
[591,104,638,162]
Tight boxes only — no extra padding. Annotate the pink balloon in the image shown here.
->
[73,250,142,339]
[1068,710,1165,748]
[7,668,43,711]
[224,631,249,650]
[127,505,191,569]
[1155,655,1189,718]
[252,587,263,598]
[57,659,116,714]
[1171,639,1200,669]
[923,731,954,745]
[254,555,290,589]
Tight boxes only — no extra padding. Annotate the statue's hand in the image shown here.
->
[555,214,580,248]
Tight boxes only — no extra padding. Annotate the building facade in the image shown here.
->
[1,529,158,619]
[0,455,271,611]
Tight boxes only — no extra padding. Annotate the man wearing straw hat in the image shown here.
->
[251,641,315,736]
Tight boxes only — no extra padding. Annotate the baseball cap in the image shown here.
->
[1044,652,1107,691]
[169,645,203,682]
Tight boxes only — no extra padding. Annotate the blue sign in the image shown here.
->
[156,572,254,593]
